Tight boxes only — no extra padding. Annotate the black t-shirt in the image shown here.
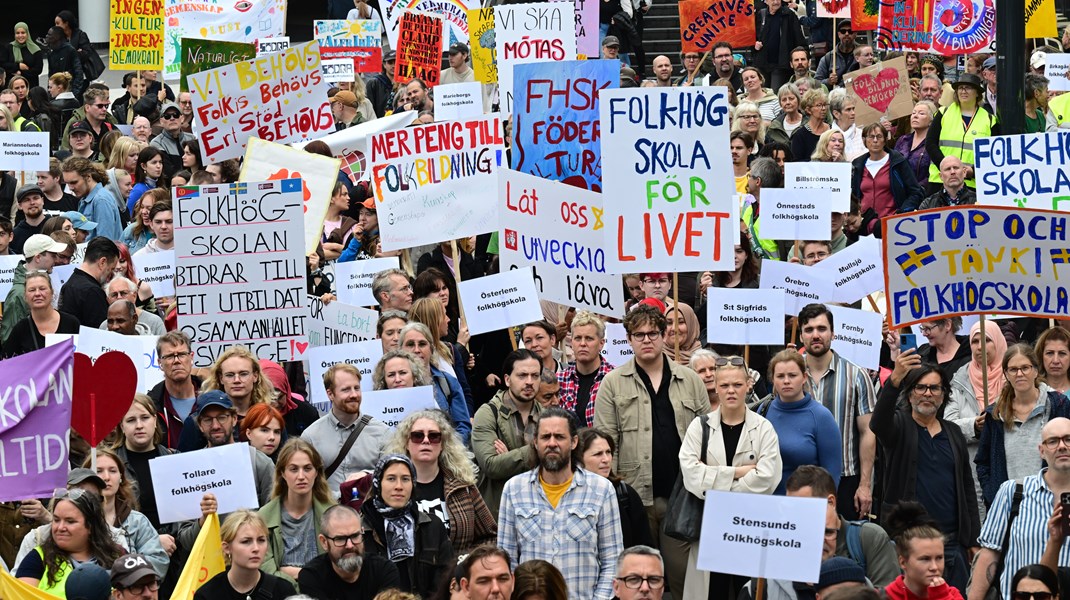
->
[413,471,449,530]
[636,357,681,499]
[193,570,295,600]
[721,419,744,463]
[43,193,80,216]
[125,448,163,528]
[10,220,43,254]
[297,553,401,600]
[574,368,598,423]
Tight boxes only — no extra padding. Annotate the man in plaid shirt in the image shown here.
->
[497,408,624,600]
[558,311,615,427]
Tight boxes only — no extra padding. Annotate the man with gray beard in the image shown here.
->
[298,505,400,600]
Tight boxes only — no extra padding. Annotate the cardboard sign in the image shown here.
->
[0,132,49,171]
[814,236,884,303]
[334,257,401,306]
[322,58,357,83]
[843,57,913,125]
[678,0,756,54]
[930,0,995,55]
[759,189,832,242]
[163,0,285,80]
[601,322,632,367]
[173,180,308,367]
[315,20,383,73]
[851,0,879,30]
[1027,0,1058,38]
[257,36,290,55]
[109,0,164,69]
[457,267,543,335]
[706,288,785,345]
[760,260,835,316]
[360,386,438,428]
[0,254,22,299]
[495,3,578,114]
[876,0,932,51]
[179,38,256,93]
[133,249,175,297]
[784,162,851,213]
[1045,55,1070,91]
[435,82,485,121]
[150,443,259,523]
[187,41,333,164]
[827,304,883,370]
[601,87,735,273]
[306,295,379,346]
[696,491,826,582]
[73,327,163,392]
[817,0,850,17]
[383,0,479,56]
[468,8,498,84]
[292,111,415,186]
[306,340,383,411]
[974,132,1070,210]
[395,12,443,86]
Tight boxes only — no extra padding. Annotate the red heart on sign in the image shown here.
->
[72,352,137,446]
[852,68,901,114]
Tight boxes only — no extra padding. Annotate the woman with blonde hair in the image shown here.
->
[194,510,297,600]
[407,297,473,410]
[178,345,277,451]
[120,187,163,255]
[399,322,472,444]
[811,128,847,162]
[0,104,15,132]
[350,75,377,123]
[106,136,141,173]
[790,87,830,162]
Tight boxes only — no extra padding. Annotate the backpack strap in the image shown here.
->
[324,414,371,479]
[845,520,867,573]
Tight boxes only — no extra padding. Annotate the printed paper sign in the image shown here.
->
[876,0,932,51]
[163,0,285,80]
[383,0,479,55]
[815,236,884,303]
[0,132,50,171]
[706,288,786,345]
[784,162,851,213]
[601,322,632,368]
[361,386,438,428]
[601,87,735,273]
[150,443,259,523]
[1027,0,1058,38]
[334,257,401,306]
[179,38,256,93]
[134,249,175,297]
[307,340,383,411]
[974,133,1070,210]
[292,111,415,186]
[697,491,826,582]
[930,0,995,55]
[679,0,756,53]
[174,180,308,367]
[457,267,543,335]
[843,57,914,125]
[110,0,164,69]
[436,82,485,122]
[760,260,836,316]
[760,189,832,242]
[468,8,498,84]
[827,304,883,370]
[0,254,23,299]
[257,36,290,55]
[306,295,379,346]
[322,58,357,83]
[817,0,850,17]
[315,20,383,73]
[495,3,578,113]
[395,12,444,86]
[1045,54,1070,91]
[74,327,163,392]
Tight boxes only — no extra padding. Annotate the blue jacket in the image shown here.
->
[431,365,472,445]
[79,183,123,241]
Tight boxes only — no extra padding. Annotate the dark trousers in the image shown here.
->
[943,540,969,596]
[837,474,861,520]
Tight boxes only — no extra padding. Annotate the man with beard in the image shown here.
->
[797,303,877,522]
[298,505,400,599]
[497,407,622,600]
[11,184,47,253]
[188,390,274,505]
[58,236,118,328]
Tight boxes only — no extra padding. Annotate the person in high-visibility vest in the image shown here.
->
[925,73,999,194]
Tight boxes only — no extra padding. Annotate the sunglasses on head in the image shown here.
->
[410,430,442,444]
[715,356,746,368]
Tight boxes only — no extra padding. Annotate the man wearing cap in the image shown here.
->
[11,184,47,254]
[63,210,97,244]
[149,102,195,179]
[111,553,160,600]
[187,390,274,505]
[330,91,365,130]
[62,88,117,152]
[0,233,66,344]
[39,158,80,216]
[602,36,623,63]
[366,51,397,118]
[441,42,475,84]
[59,122,102,162]
[59,236,120,330]
[815,21,858,88]
[980,56,997,112]
[739,556,870,599]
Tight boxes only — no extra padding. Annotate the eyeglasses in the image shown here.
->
[161,351,192,363]
[739,114,760,120]
[824,527,839,538]
[715,356,746,368]
[1013,593,1054,600]
[161,113,180,120]
[865,134,887,141]
[222,371,253,381]
[409,430,442,444]
[1007,365,1035,375]
[1044,435,1070,449]
[324,532,366,547]
[911,384,943,396]
[838,29,854,34]
[92,103,109,109]
[123,580,161,595]
[198,414,233,425]
[629,331,662,341]
[684,55,702,61]
[394,284,413,292]
[918,324,939,335]
[804,251,830,261]
[616,575,666,589]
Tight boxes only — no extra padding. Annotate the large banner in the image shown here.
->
[678,0,757,53]
[110,0,164,69]
[844,57,914,125]
[187,41,333,164]
[883,206,1070,327]
[163,0,286,79]
[369,114,505,250]
[383,0,478,52]
[174,180,308,367]
[495,3,577,114]
[178,38,255,93]
[468,8,497,83]
[930,0,995,55]
[314,20,383,73]
[876,0,932,51]
[974,132,1070,211]
[600,87,735,273]
[0,341,74,502]
[1027,0,1058,38]
[395,12,444,86]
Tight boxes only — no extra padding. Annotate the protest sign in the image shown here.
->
[50,264,75,308]
[826,304,883,370]
[706,288,786,345]
[883,206,1070,327]
[815,235,885,303]
[468,8,498,83]
[257,36,290,55]
[395,12,444,86]
[930,0,995,55]
[817,0,850,17]
[361,387,438,428]
[174,180,308,367]
[843,57,913,125]
[457,267,543,335]
[1,569,59,600]
[436,82,485,121]
[306,295,378,346]
[495,3,578,114]
[0,132,49,171]
[293,111,414,186]
[512,60,617,191]
[784,162,851,213]
[1046,55,1070,91]
[134,249,175,297]
[696,491,825,582]
[163,0,285,80]
[335,257,401,306]
[601,87,735,273]
[876,0,932,51]
[678,0,756,53]
[307,340,383,410]
[974,132,1070,210]
[150,443,259,523]
[0,254,22,298]
[314,20,383,73]
[110,0,164,70]
[851,0,879,29]
[322,58,357,83]
[187,41,333,164]
[601,322,632,367]
[1027,0,1058,38]
[370,114,505,250]
[759,189,832,242]
[240,137,341,254]
[760,260,835,315]
[0,341,73,502]
[499,170,623,316]
[179,38,256,93]
[74,327,163,392]
[550,0,597,57]
[383,0,478,54]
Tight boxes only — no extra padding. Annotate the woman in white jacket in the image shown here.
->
[678,356,782,600]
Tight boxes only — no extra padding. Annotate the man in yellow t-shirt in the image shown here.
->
[731,131,753,194]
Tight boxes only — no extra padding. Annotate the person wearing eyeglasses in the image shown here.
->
[148,101,195,180]
[850,122,924,237]
[815,21,859,89]
[612,546,665,600]
[111,552,162,600]
[147,331,202,449]
[299,504,401,600]
[910,317,969,384]
[60,88,116,152]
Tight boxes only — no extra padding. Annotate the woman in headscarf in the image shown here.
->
[360,454,453,599]
[9,23,43,86]
[664,303,701,365]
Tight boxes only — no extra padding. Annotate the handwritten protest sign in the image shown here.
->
[0,254,21,298]
[601,322,632,367]
[362,387,439,428]
[395,12,444,86]
[706,288,785,345]
[188,41,333,164]
[315,20,383,73]
[163,0,285,80]
[436,82,485,121]
[0,341,73,502]
[134,249,175,297]
[307,340,383,410]
[815,235,885,303]
[370,114,505,250]
[876,0,932,51]
[678,0,756,53]
[179,38,255,93]
[843,57,913,125]
[110,0,164,69]
[930,0,995,55]
[0,132,50,171]
[458,267,543,335]
[974,132,1070,210]
[1045,55,1070,91]
[884,206,1070,327]
[468,8,497,84]
[293,111,414,186]
[817,0,850,17]
[150,443,259,523]
[306,295,378,346]
[601,87,735,273]
[851,0,879,30]
[760,259,835,315]
[512,60,617,191]
[74,327,163,392]
[496,3,578,114]
[553,0,598,57]
[785,162,851,213]
[827,304,883,369]
[499,169,624,316]
[383,0,477,53]
[335,257,401,306]
[760,189,832,241]
[174,180,308,367]
[1027,0,1058,38]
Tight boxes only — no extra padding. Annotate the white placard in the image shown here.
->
[0,254,23,298]
[257,36,290,55]
[826,304,884,370]
[133,249,176,297]
[759,260,835,316]
[74,327,163,392]
[334,257,400,307]
[696,491,826,582]
[814,236,885,303]
[495,3,578,114]
[306,339,383,412]
[784,162,852,213]
[457,267,543,335]
[149,443,259,524]
[600,322,632,368]
[0,132,50,171]
[50,265,75,308]
[1046,54,1070,91]
[306,295,378,346]
[759,189,832,241]
[360,386,438,428]
[706,288,786,345]
[435,82,485,121]
[321,58,356,83]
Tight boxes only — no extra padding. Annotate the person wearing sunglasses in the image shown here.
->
[148,101,195,180]
[1009,565,1060,600]
[60,87,116,153]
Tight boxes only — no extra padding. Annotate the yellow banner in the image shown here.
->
[0,569,58,600]
[109,0,165,69]
[468,8,497,84]
[1026,0,1057,38]
[169,513,225,600]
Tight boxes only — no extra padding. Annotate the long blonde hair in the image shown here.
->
[408,297,452,364]
[106,136,141,171]
[384,409,476,485]
[201,346,276,407]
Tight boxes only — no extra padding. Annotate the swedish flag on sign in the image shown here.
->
[1052,249,1070,264]
[896,244,936,276]
[229,182,248,195]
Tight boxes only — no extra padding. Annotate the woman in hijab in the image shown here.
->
[9,23,43,86]
[665,303,701,365]
[360,454,453,600]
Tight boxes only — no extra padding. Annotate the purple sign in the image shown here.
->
[0,340,74,501]
[554,0,599,57]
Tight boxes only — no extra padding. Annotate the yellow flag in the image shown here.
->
[1026,0,1058,38]
[0,569,58,600]
[169,514,226,600]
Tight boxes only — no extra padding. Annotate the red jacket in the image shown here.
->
[884,575,964,600]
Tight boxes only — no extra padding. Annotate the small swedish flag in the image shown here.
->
[1052,249,1070,264]
[229,182,248,195]
[896,244,936,276]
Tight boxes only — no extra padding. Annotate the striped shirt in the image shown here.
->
[978,471,1070,600]
[806,351,876,477]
